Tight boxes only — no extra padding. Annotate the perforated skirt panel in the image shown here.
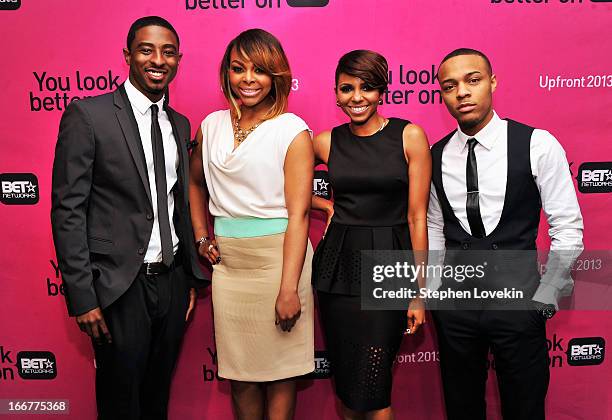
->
[317,291,406,411]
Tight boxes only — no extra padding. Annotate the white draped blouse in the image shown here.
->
[200,110,310,219]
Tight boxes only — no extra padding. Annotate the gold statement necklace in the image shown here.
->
[233,117,262,144]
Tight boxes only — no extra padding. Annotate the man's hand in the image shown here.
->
[275,289,301,332]
[185,288,197,321]
[76,307,112,345]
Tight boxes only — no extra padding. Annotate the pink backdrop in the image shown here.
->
[1,0,611,418]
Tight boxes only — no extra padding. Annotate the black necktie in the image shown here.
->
[466,137,486,239]
[150,104,174,267]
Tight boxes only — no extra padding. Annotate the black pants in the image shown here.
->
[432,309,549,420]
[93,264,190,420]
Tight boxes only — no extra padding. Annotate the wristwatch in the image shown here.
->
[532,301,557,320]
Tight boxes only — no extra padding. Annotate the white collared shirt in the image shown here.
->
[427,111,584,306]
[124,78,179,263]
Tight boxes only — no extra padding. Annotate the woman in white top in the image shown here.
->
[189,29,314,419]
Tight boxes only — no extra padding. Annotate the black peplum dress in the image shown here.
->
[312,117,413,411]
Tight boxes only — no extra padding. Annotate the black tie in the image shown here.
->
[150,104,174,267]
[466,137,486,239]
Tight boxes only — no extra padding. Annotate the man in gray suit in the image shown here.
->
[51,16,208,419]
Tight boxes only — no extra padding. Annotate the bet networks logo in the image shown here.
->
[0,347,58,381]
[17,352,57,379]
[0,0,20,11]
[576,162,612,193]
[567,337,605,366]
[304,350,331,379]
[313,170,331,200]
[0,173,39,205]
[287,0,329,6]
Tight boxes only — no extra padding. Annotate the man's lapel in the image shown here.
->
[113,84,152,205]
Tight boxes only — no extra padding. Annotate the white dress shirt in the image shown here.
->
[124,78,179,263]
[427,112,584,307]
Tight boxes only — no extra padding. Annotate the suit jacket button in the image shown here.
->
[462,243,470,250]
[146,213,153,220]
[492,243,498,250]
[138,247,145,255]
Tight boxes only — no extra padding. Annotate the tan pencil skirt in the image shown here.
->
[212,232,314,382]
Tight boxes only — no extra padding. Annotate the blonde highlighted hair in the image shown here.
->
[220,28,292,120]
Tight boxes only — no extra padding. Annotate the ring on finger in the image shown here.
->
[208,244,214,252]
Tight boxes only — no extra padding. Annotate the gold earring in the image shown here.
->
[378,99,383,105]
[336,101,341,107]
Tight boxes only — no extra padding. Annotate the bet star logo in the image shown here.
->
[0,173,40,205]
[567,337,606,366]
[315,179,329,191]
[16,351,58,379]
[576,162,612,194]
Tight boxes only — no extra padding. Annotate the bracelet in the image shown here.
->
[196,236,211,247]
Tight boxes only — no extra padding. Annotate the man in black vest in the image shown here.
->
[428,49,583,419]
[51,16,208,419]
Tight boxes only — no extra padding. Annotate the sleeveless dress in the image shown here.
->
[200,110,315,381]
[313,118,412,411]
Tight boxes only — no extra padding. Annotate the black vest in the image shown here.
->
[431,119,542,297]
[431,119,542,251]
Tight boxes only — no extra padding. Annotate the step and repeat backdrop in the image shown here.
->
[1,0,611,419]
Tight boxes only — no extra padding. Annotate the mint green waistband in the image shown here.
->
[214,217,288,238]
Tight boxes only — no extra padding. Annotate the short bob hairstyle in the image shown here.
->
[220,29,292,120]
[335,50,389,94]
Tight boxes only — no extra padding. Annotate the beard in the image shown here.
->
[144,84,164,95]
[460,114,484,129]
[457,108,493,134]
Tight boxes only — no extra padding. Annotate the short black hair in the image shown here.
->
[438,48,492,79]
[335,50,389,94]
[126,16,179,50]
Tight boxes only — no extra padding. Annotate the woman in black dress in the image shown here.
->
[312,50,431,419]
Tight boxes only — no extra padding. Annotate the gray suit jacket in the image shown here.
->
[51,85,209,316]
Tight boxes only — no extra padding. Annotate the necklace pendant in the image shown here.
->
[233,116,262,145]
